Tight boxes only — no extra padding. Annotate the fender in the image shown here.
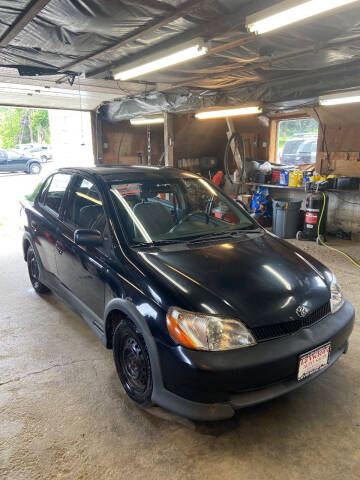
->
[104,298,165,402]
[22,232,47,286]
[103,298,234,420]
[23,232,39,263]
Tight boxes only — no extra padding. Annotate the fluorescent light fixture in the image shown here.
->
[319,90,360,106]
[195,106,262,120]
[247,0,358,35]
[113,38,207,81]
[130,116,164,125]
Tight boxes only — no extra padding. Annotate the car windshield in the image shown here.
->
[110,175,256,244]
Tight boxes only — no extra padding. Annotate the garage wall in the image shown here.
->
[312,104,360,238]
[101,120,164,165]
[173,113,268,171]
[315,104,360,178]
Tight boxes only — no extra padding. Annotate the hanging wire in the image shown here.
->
[147,124,151,165]
[78,75,85,146]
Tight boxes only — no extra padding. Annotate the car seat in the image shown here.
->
[133,201,174,237]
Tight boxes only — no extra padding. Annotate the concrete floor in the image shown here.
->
[0,174,359,480]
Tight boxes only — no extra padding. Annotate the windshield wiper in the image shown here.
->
[187,228,261,244]
[133,239,185,248]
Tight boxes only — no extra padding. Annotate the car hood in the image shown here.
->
[136,232,331,328]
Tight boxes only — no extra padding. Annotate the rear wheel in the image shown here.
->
[27,246,49,293]
[29,163,41,174]
[113,319,153,406]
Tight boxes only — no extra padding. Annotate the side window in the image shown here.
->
[7,151,17,161]
[38,175,53,204]
[65,177,107,237]
[43,173,71,215]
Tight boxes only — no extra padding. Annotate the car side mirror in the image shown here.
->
[74,229,103,247]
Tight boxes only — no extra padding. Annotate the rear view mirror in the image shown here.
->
[74,229,103,247]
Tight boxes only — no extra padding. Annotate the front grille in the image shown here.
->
[251,301,331,342]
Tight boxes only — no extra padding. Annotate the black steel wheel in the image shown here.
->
[113,320,152,406]
[27,247,49,293]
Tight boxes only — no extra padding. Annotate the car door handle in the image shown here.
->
[31,220,39,232]
[55,241,64,255]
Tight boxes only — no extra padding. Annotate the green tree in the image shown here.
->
[0,107,50,149]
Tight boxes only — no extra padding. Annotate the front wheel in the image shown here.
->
[27,246,50,293]
[113,319,153,406]
[29,163,41,174]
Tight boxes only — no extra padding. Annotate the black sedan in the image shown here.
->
[21,166,354,420]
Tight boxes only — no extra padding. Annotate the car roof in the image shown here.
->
[55,165,196,182]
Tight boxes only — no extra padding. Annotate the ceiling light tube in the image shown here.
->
[247,0,358,35]
[319,90,360,106]
[130,116,164,125]
[113,38,207,81]
[195,106,262,120]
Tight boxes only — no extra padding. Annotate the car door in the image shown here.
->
[33,173,72,280]
[0,150,8,171]
[6,151,27,172]
[55,175,110,324]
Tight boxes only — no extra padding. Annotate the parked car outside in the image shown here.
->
[15,143,52,162]
[280,134,317,165]
[28,145,52,163]
[21,166,354,420]
[0,149,42,174]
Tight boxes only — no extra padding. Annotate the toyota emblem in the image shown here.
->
[296,305,310,318]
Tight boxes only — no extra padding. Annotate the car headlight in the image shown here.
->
[166,307,256,351]
[330,273,344,313]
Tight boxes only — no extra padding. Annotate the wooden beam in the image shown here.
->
[164,112,174,167]
[59,0,210,72]
[0,0,51,48]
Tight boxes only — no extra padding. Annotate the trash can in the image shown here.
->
[272,200,301,239]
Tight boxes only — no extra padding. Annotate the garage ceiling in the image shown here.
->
[1,1,360,114]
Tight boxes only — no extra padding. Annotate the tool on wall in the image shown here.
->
[223,118,246,195]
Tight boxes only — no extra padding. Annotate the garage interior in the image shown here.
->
[0,1,360,479]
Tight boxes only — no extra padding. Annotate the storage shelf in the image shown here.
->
[246,182,305,190]
[246,183,360,194]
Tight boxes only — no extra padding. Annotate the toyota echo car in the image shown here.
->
[21,166,354,420]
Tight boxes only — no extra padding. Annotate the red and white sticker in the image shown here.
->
[298,343,331,381]
[305,212,318,224]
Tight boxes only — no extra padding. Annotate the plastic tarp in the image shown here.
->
[2,0,360,115]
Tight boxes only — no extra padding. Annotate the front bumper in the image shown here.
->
[153,300,355,421]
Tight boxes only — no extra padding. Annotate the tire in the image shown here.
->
[29,163,41,174]
[296,230,304,241]
[27,246,50,293]
[113,319,153,407]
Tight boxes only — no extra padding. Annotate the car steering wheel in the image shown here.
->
[170,210,210,232]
